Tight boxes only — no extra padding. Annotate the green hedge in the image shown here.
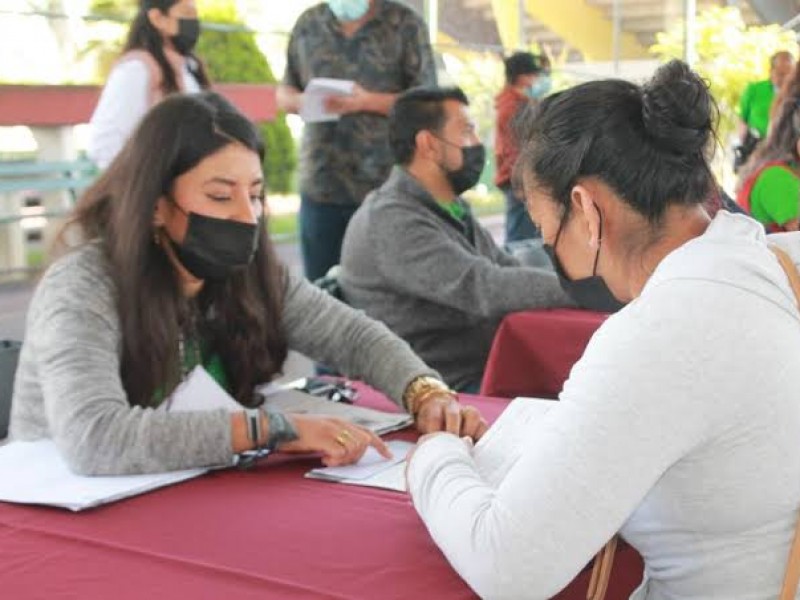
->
[195,2,297,193]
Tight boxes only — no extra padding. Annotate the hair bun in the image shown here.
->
[641,60,715,155]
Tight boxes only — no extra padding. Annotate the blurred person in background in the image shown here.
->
[737,96,800,232]
[734,50,793,172]
[88,0,210,169]
[494,51,551,245]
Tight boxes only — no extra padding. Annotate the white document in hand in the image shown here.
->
[473,397,559,488]
[300,77,355,123]
[0,440,205,512]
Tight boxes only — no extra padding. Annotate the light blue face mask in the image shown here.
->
[528,75,552,99]
[328,0,370,22]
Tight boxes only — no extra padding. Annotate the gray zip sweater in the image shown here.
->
[9,241,435,475]
[340,167,571,391]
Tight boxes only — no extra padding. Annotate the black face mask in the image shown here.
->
[437,138,486,195]
[172,18,200,56]
[543,209,625,313]
[166,207,260,280]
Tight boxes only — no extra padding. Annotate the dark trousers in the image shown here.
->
[501,184,540,244]
[299,194,359,281]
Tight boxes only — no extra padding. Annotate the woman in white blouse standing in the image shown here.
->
[407,60,800,599]
[88,0,209,169]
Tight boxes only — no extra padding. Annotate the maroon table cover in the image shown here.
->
[0,385,642,599]
[481,309,609,399]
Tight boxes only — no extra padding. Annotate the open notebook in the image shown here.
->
[0,440,206,512]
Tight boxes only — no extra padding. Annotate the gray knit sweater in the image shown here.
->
[9,241,435,475]
[340,167,571,391]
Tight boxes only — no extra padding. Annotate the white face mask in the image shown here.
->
[327,0,370,22]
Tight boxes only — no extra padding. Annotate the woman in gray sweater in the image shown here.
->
[9,92,485,475]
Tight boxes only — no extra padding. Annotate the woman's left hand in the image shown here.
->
[415,393,489,440]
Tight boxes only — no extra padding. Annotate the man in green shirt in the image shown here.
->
[739,51,793,141]
[340,87,571,392]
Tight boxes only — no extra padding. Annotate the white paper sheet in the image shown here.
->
[0,440,206,511]
[473,397,559,488]
[338,461,407,493]
[299,77,355,123]
[163,365,242,412]
[305,440,414,492]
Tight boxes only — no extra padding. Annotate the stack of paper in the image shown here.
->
[261,390,412,436]
[299,77,355,123]
[0,440,206,511]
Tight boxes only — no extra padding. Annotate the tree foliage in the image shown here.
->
[650,6,796,143]
[196,0,296,194]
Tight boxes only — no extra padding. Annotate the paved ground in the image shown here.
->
[0,214,505,380]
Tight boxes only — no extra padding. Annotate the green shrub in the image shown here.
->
[196,1,296,193]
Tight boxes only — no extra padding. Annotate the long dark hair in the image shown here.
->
[739,96,800,186]
[61,92,287,407]
[124,0,210,95]
[516,60,717,224]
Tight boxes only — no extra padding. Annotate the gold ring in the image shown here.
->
[335,431,350,447]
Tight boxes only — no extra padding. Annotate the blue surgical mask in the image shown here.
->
[328,0,370,21]
[528,75,552,99]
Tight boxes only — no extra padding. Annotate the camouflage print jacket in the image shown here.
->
[283,0,437,205]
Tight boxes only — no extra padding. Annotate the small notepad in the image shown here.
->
[300,77,355,123]
[305,440,415,492]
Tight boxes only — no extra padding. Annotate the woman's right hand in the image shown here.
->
[277,415,392,467]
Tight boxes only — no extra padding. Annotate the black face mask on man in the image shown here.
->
[172,18,200,56]
[542,208,626,313]
[165,199,260,280]
[436,137,486,195]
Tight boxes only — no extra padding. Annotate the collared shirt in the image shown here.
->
[282,1,437,205]
[739,79,776,138]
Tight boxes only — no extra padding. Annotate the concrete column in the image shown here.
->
[683,0,697,66]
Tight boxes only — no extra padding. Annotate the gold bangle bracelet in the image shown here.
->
[403,376,456,415]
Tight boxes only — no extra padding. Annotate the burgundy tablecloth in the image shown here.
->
[481,309,609,399]
[0,387,642,599]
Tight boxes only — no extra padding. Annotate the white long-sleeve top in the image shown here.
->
[408,211,800,600]
[87,56,201,169]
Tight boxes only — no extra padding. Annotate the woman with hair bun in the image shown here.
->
[407,60,800,599]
